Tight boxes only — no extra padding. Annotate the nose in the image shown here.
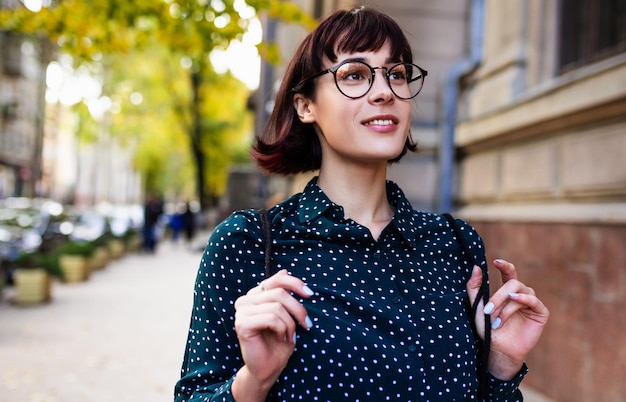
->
[368,67,394,103]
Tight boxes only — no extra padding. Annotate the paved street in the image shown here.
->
[0,234,554,402]
[0,238,204,402]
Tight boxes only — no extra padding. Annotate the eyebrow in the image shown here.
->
[339,56,401,65]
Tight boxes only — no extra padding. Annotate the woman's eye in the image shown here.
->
[389,70,407,81]
[337,64,369,81]
[345,72,363,80]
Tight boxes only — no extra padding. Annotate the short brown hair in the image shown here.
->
[251,6,418,175]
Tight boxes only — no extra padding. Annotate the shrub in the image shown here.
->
[56,240,95,257]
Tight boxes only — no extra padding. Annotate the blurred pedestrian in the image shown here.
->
[142,193,163,253]
[182,202,196,246]
[169,203,185,243]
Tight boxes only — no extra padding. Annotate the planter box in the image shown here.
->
[128,234,142,252]
[108,239,125,259]
[59,255,90,283]
[14,268,52,305]
[90,246,110,271]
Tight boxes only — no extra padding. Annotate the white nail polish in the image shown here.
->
[302,285,314,296]
[483,302,495,315]
[492,317,502,330]
[292,333,297,344]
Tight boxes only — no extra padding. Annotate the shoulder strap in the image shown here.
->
[258,208,280,402]
[259,208,273,278]
[442,213,491,402]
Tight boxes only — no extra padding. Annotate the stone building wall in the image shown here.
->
[456,1,626,400]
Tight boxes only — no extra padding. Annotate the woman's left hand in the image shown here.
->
[466,259,549,380]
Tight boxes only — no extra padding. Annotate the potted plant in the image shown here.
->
[122,227,141,252]
[11,251,60,304]
[90,234,111,271]
[108,234,125,259]
[56,240,95,283]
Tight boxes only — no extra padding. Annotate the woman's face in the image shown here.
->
[294,42,413,170]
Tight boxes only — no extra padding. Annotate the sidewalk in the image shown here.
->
[0,235,555,402]
[0,238,204,402]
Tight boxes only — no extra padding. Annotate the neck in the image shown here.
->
[317,166,394,238]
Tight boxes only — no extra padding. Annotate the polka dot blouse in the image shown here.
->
[175,178,527,401]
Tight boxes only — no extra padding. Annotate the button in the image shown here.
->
[392,296,402,304]
[408,344,417,352]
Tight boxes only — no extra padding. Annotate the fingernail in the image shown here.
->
[473,265,481,274]
[492,317,502,330]
[509,292,520,298]
[292,333,297,344]
[305,315,313,329]
[302,285,314,296]
[495,259,505,265]
[483,302,495,315]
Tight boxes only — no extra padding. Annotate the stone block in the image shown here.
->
[501,142,556,197]
[460,152,499,200]
[561,125,626,194]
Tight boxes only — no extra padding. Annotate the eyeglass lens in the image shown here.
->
[333,61,425,99]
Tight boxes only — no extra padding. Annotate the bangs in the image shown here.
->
[320,8,412,64]
[289,7,414,97]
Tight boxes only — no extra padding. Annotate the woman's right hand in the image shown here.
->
[232,269,314,401]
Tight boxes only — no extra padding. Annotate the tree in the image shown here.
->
[1,0,316,208]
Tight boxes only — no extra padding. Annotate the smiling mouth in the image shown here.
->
[363,119,396,126]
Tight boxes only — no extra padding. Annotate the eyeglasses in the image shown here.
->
[293,59,428,100]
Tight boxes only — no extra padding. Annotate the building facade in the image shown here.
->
[0,30,49,198]
[455,1,626,401]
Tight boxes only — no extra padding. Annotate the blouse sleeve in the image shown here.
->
[487,363,529,401]
[174,211,266,402]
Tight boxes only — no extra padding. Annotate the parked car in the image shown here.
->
[0,223,20,287]
[0,197,72,252]
[0,198,73,286]
[69,210,110,242]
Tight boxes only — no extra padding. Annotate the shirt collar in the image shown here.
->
[297,177,419,248]
[297,177,338,223]
[385,181,419,248]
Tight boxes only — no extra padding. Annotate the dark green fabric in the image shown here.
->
[175,178,526,401]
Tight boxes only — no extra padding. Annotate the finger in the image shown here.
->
[501,292,549,323]
[483,279,534,319]
[253,269,315,299]
[490,293,550,330]
[465,265,483,307]
[250,269,289,295]
[239,285,314,331]
[466,266,486,339]
[236,296,303,344]
[235,309,296,344]
[493,259,518,283]
[240,301,300,329]
[266,289,314,330]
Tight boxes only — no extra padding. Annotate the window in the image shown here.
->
[1,32,22,76]
[559,0,626,72]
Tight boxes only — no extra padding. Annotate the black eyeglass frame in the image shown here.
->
[292,59,428,100]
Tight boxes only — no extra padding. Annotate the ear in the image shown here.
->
[293,94,316,123]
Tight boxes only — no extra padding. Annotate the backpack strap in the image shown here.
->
[259,208,273,279]
[258,208,279,402]
[442,213,491,402]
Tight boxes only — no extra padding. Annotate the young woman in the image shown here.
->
[175,6,549,401]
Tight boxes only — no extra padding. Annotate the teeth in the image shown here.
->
[365,119,394,126]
